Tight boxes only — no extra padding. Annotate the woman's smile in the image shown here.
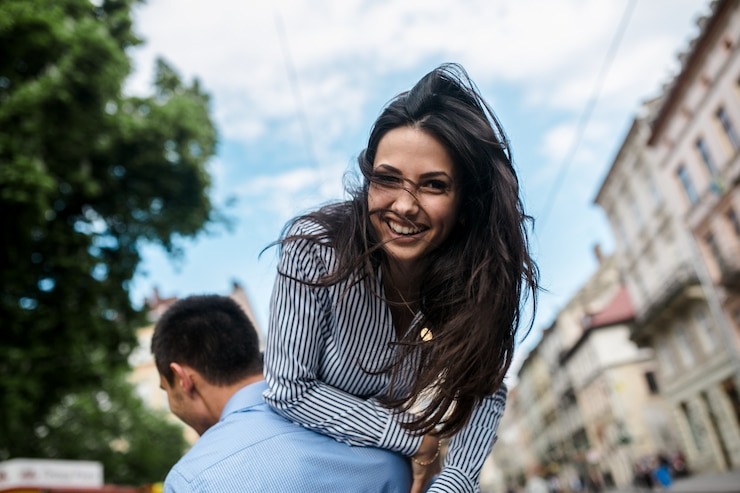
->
[385,216,427,236]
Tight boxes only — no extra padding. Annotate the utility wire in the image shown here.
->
[536,0,638,231]
[273,4,318,169]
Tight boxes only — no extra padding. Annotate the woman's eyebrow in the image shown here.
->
[374,164,452,180]
[419,171,453,179]
[374,164,401,173]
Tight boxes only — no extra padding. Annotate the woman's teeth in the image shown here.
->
[389,221,421,235]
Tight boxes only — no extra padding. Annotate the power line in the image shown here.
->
[536,0,638,231]
[273,4,318,169]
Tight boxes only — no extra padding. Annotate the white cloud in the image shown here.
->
[536,118,610,180]
[543,123,577,165]
[129,0,705,151]
[233,160,348,220]
[238,167,322,196]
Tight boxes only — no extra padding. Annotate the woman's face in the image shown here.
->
[368,126,461,274]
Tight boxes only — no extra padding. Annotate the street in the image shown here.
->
[606,469,740,493]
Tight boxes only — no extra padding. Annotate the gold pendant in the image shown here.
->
[420,327,433,342]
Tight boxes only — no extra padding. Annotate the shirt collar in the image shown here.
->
[220,380,268,420]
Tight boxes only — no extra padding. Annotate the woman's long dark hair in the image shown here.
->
[276,63,539,438]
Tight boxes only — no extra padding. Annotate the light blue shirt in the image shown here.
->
[164,380,411,493]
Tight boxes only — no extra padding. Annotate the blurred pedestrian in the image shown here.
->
[525,466,549,493]
[633,458,654,491]
[671,450,688,478]
[586,470,604,493]
[152,295,411,492]
[570,475,584,492]
[653,455,673,490]
[546,473,561,493]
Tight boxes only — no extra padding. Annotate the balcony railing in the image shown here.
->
[634,263,700,336]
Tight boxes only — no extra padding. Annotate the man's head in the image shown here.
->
[151,294,262,434]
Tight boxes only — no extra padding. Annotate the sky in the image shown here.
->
[126,0,711,372]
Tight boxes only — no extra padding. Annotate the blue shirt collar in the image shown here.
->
[220,380,268,420]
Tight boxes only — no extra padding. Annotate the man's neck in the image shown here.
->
[201,373,265,429]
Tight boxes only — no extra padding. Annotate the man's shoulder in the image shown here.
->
[167,405,411,491]
[175,404,294,467]
[163,409,300,487]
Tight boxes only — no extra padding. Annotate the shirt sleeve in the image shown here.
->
[428,385,507,493]
[164,468,195,493]
[263,227,422,457]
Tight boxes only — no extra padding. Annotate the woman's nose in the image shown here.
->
[391,186,420,215]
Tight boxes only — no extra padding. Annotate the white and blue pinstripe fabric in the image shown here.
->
[164,381,411,492]
[264,220,507,493]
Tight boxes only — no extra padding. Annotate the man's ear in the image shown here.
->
[170,362,195,395]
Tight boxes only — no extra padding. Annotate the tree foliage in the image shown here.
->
[38,373,189,485]
[0,0,217,476]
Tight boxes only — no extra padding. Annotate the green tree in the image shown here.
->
[0,0,217,474]
[38,372,189,485]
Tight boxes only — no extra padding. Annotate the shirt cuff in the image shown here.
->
[427,466,475,493]
[377,411,423,456]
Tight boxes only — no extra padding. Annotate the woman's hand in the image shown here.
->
[410,434,441,493]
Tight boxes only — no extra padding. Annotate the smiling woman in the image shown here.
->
[263,63,539,493]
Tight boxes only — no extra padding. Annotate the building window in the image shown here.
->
[675,322,696,367]
[646,170,663,207]
[657,344,675,377]
[645,371,660,394]
[696,138,718,176]
[613,214,630,251]
[727,208,740,236]
[705,232,722,268]
[681,401,705,451]
[693,306,716,353]
[677,165,699,204]
[644,246,655,281]
[717,106,740,151]
[722,378,740,427]
[572,428,590,452]
[632,270,647,299]
[628,189,644,230]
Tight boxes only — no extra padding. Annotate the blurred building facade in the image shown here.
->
[640,1,740,471]
[128,281,264,444]
[491,1,740,490]
[491,253,677,491]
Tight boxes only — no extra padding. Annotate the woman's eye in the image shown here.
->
[372,174,403,187]
[421,180,449,193]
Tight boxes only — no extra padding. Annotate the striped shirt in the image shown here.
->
[264,219,507,493]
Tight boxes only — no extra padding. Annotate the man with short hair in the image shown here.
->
[152,294,411,492]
